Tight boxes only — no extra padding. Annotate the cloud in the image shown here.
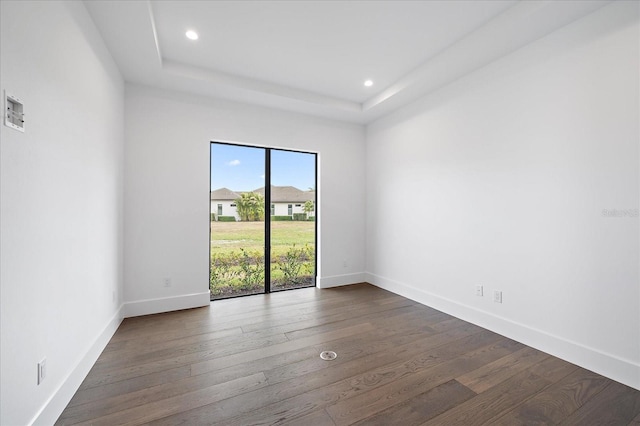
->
[260,174,265,179]
[227,159,240,166]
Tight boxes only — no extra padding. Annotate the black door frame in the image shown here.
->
[210,141,318,297]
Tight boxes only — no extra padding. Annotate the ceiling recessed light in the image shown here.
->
[364,80,373,87]
[186,30,199,40]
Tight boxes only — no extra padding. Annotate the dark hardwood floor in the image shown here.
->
[57,283,640,425]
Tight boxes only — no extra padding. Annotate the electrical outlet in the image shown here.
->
[493,290,502,303]
[37,358,46,385]
[164,278,171,288]
[476,285,483,296]
[342,260,348,268]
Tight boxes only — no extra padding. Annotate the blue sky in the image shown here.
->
[210,144,315,192]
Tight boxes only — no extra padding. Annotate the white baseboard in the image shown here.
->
[124,292,211,318]
[365,272,640,391]
[30,305,124,426]
[317,272,367,289]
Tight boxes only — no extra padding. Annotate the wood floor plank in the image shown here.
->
[239,295,416,334]
[456,347,548,393]
[422,368,551,425]
[526,355,578,382]
[428,316,472,333]
[558,381,640,425]
[56,284,640,425]
[282,302,434,341]
[92,328,290,372]
[324,334,519,425]
[95,326,244,364]
[69,343,325,422]
[279,409,337,426]
[80,333,288,389]
[60,373,267,426]
[62,344,317,424]
[65,365,190,409]
[489,367,611,425]
[351,380,476,426]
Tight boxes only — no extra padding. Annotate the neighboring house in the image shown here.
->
[210,187,241,220]
[210,185,315,220]
[255,186,315,218]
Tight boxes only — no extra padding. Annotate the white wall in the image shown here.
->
[273,203,290,217]
[211,200,239,220]
[124,84,366,315]
[366,1,639,390]
[0,1,125,425]
[271,202,310,217]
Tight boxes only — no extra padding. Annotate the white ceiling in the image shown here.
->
[84,0,611,124]
[153,1,515,103]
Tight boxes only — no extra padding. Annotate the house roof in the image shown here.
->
[211,186,315,203]
[253,186,315,203]
[210,187,241,201]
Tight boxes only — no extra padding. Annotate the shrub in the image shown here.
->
[239,248,265,289]
[274,244,315,284]
[292,213,307,221]
[302,245,315,274]
[275,245,304,283]
[218,216,236,222]
[210,213,216,221]
[210,252,240,291]
[272,216,292,221]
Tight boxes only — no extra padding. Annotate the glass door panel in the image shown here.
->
[269,149,316,291]
[210,143,265,300]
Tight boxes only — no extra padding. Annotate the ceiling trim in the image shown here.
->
[85,0,616,124]
[162,60,362,112]
[362,0,612,116]
[147,0,163,67]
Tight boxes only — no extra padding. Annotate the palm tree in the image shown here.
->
[235,192,265,221]
[303,200,314,220]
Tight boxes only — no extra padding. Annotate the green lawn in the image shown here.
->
[210,220,316,298]
[210,220,315,257]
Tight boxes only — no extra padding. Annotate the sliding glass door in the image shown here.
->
[209,144,266,299]
[209,142,316,300]
[270,150,316,291]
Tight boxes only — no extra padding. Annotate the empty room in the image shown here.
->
[1,0,639,425]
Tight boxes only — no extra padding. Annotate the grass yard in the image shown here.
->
[210,220,315,257]
[210,220,316,298]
